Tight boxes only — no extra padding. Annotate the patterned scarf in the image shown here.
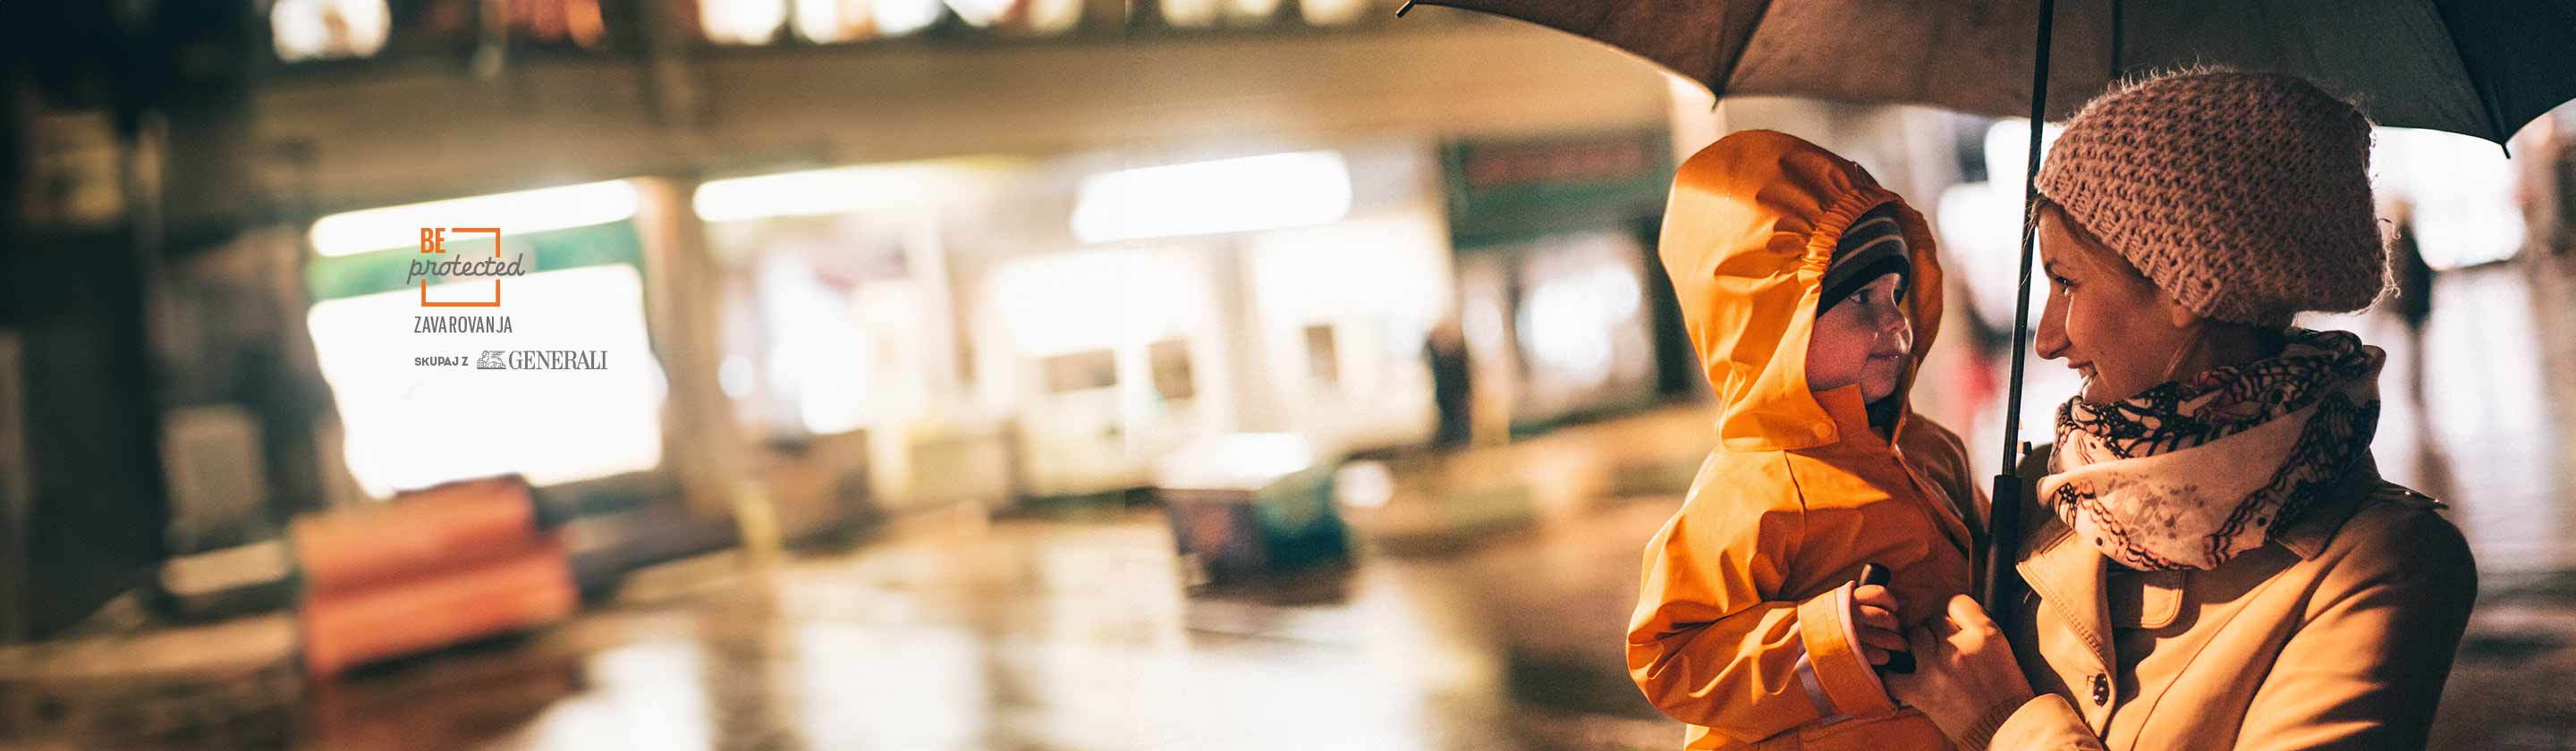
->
[2041,329,2384,570]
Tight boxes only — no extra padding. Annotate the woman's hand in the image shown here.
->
[1885,595,2035,745]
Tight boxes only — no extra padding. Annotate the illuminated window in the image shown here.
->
[2373,127,2526,270]
[1021,0,1082,34]
[1304,325,1340,388]
[876,0,948,37]
[1299,0,1371,25]
[1044,350,1119,393]
[1224,0,1282,21]
[700,0,788,44]
[792,0,866,42]
[304,181,665,498]
[1157,0,1221,28]
[499,0,610,48]
[1070,151,1352,243]
[306,266,669,498]
[271,0,392,62]
[1149,340,1195,401]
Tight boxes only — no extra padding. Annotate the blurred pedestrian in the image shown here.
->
[2386,199,2436,406]
[1627,130,1981,750]
[1424,314,1473,449]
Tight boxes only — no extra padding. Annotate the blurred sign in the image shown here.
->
[1442,130,1672,249]
[415,227,512,307]
[306,222,642,302]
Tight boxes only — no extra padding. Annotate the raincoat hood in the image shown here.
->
[1659,130,1945,452]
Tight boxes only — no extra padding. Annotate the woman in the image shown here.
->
[1884,71,2479,749]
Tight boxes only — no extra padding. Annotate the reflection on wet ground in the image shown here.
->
[301,497,1690,751]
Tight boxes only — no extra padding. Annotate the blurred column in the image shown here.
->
[1211,240,1283,434]
[630,176,775,558]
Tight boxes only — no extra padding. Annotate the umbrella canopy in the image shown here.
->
[1401,0,2576,144]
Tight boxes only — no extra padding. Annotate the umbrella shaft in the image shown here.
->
[1986,0,2056,617]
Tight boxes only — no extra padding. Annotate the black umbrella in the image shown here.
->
[1398,0,2576,619]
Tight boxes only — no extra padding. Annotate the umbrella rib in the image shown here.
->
[1699,0,1772,98]
[2421,0,2509,142]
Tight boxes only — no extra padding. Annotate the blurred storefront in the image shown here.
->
[1439,131,1677,435]
[696,142,1455,502]
[223,0,1689,531]
[0,0,1679,646]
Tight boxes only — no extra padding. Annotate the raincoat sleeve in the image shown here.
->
[1626,458,1895,741]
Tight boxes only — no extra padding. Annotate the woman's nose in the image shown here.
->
[2034,293,2071,360]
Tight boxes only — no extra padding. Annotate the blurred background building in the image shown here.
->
[3,1,2574,748]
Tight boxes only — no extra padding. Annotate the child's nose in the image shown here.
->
[1878,311,1913,354]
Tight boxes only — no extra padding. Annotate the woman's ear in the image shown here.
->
[2164,296,2201,330]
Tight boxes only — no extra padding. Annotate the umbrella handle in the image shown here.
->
[1980,472,2024,620]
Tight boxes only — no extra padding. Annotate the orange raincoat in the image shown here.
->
[1628,131,1982,750]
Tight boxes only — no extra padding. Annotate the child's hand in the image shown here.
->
[1852,584,1908,667]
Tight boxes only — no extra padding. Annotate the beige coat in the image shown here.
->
[1977,450,2478,750]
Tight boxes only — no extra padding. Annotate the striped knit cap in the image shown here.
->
[2036,70,2385,326]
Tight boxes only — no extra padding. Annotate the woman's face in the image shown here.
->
[2034,207,2196,403]
[1807,274,1913,403]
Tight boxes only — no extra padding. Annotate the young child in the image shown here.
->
[1627,130,1982,750]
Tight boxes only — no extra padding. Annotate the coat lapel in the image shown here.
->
[2016,519,2116,727]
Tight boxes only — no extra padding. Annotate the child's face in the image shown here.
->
[1805,274,1912,403]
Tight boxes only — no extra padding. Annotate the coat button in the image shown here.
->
[2089,673,2111,705]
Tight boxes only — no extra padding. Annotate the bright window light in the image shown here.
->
[987,249,1209,357]
[1225,0,1281,21]
[309,180,640,257]
[1159,0,1220,27]
[307,265,668,498]
[1070,151,1352,243]
[1983,119,2063,191]
[875,0,946,36]
[271,0,391,62]
[1155,433,1315,490]
[1300,0,1368,25]
[700,0,788,44]
[692,159,1019,224]
[2373,127,2525,270]
[1023,0,1080,33]
[792,0,860,42]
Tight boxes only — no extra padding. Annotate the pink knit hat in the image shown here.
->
[2036,70,2385,326]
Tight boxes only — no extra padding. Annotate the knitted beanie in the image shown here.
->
[1818,204,1910,313]
[2036,70,2384,326]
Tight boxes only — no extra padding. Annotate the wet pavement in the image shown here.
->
[5,261,2576,750]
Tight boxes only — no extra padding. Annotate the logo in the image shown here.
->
[409,227,526,308]
[451,350,612,370]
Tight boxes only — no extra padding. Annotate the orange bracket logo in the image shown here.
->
[419,226,504,308]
